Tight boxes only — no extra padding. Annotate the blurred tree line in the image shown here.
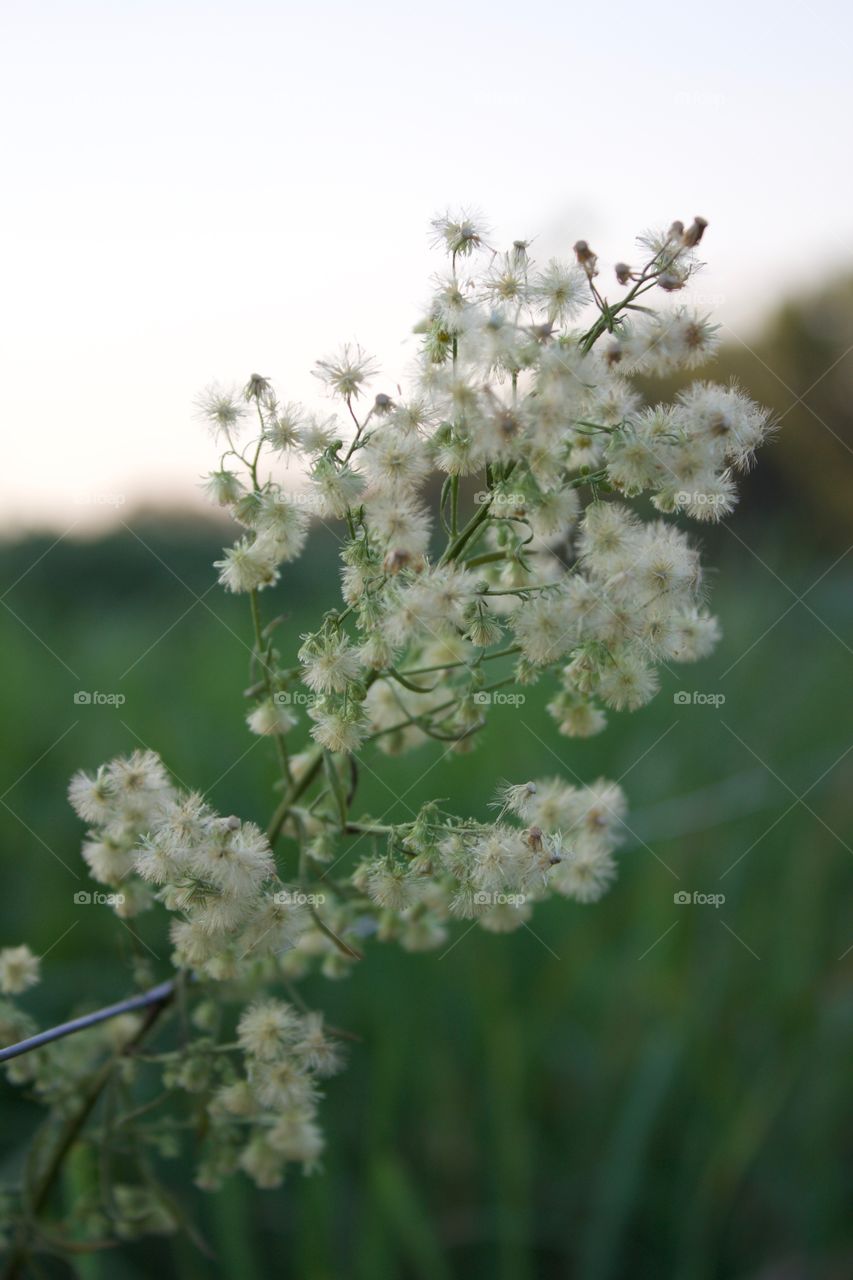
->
[644,275,853,551]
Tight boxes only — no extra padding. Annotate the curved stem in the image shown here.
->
[439,498,494,565]
[249,589,293,789]
[267,747,325,845]
[369,674,517,741]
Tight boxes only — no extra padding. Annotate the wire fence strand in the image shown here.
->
[0,978,176,1062]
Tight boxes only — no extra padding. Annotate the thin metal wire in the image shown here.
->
[0,979,175,1062]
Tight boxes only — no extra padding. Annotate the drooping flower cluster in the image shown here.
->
[49,740,629,1197]
[197,999,342,1191]
[350,773,628,943]
[2,209,772,1245]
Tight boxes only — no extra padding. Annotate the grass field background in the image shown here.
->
[0,503,850,1279]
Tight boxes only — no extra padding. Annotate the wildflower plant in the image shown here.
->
[0,210,772,1261]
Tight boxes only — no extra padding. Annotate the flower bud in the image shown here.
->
[244,373,272,402]
[682,216,708,248]
[573,240,598,276]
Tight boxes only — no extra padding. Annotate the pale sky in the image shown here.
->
[2,0,851,531]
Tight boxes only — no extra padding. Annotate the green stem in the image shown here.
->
[397,644,521,678]
[578,275,659,353]
[343,821,397,835]
[439,498,494,566]
[267,747,324,845]
[369,675,517,741]
[249,590,292,789]
[464,550,509,568]
[309,908,363,961]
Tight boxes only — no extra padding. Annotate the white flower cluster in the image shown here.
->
[3,210,772,1230]
[63,750,345,1184]
[199,1000,342,1190]
[348,774,628,946]
[68,750,309,979]
[197,209,770,761]
[57,749,627,1190]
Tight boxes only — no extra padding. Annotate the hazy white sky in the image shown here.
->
[2,0,851,531]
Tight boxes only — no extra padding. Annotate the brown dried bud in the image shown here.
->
[573,239,598,275]
[614,262,632,285]
[667,220,685,242]
[525,826,544,851]
[657,272,685,292]
[383,549,412,574]
[682,216,708,248]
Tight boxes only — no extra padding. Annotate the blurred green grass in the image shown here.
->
[0,513,850,1280]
